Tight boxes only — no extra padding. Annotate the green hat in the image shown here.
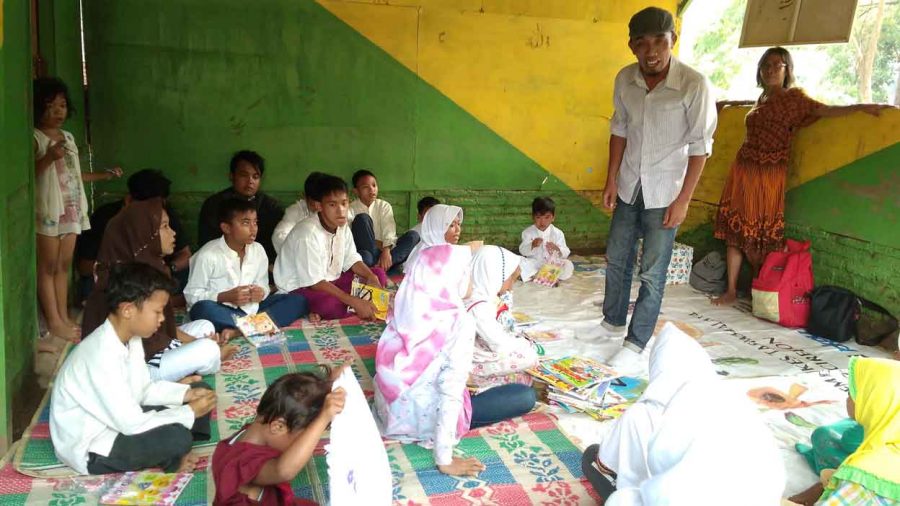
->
[629,7,675,39]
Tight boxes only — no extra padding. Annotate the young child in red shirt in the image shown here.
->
[212,368,346,505]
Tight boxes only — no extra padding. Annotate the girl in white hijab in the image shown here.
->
[585,323,784,505]
[466,246,539,392]
[402,204,462,273]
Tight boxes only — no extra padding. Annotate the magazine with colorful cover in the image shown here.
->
[521,329,563,342]
[100,471,192,505]
[233,312,284,348]
[532,258,564,287]
[350,279,393,321]
[545,357,621,389]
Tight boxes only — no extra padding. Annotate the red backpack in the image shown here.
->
[751,239,814,328]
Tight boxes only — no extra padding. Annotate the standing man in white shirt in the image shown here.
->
[601,7,717,370]
[350,169,421,272]
[186,198,309,332]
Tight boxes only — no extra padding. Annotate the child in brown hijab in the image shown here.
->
[83,198,236,381]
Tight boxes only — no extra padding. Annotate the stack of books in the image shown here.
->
[526,357,622,419]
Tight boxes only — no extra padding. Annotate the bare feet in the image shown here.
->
[176,452,200,473]
[308,313,322,324]
[48,322,81,342]
[178,374,202,385]
[712,291,737,306]
[220,344,239,362]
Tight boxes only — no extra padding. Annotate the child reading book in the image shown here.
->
[50,262,216,475]
[274,174,387,321]
[518,197,574,283]
[466,246,539,391]
[186,198,309,332]
[212,368,346,505]
[584,323,783,504]
[374,244,535,477]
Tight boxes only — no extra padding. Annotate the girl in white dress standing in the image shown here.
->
[33,77,122,345]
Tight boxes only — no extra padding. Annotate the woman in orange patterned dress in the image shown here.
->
[712,47,893,305]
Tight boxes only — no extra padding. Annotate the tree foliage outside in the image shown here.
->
[683,0,900,105]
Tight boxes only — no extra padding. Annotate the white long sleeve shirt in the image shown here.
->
[184,237,270,314]
[272,200,312,254]
[50,319,193,474]
[609,57,717,209]
[274,215,363,292]
[350,198,397,248]
[518,224,571,261]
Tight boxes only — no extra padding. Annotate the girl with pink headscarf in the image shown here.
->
[374,244,535,477]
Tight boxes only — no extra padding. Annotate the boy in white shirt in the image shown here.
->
[274,174,387,321]
[519,197,575,282]
[186,198,309,332]
[349,169,420,271]
[272,171,327,255]
[50,262,217,475]
[412,196,440,235]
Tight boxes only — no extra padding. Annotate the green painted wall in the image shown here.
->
[785,144,900,313]
[81,0,609,251]
[0,0,39,453]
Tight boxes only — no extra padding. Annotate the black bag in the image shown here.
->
[807,286,898,345]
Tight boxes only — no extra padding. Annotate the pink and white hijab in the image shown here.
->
[375,243,473,401]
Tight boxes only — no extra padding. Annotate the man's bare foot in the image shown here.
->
[308,313,322,324]
[220,344,239,362]
[220,328,241,342]
[176,453,199,473]
[178,374,202,385]
[712,291,737,306]
[893,350,900,361]
[788,482,824,506]
[49,322,81,341]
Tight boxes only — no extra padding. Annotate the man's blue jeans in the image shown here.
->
[602,190,677,352]
[189,293,308,332]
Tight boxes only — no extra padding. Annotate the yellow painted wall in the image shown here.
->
[696,106,900,206]
[317,0,678,191]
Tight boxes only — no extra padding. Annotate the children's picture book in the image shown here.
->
[511,311,538,328]
[350,279,394,321]
[546,356,621,389]
[100,471,192,505]
[532,259,565,287]
[233,312,284,348]
[521,329,563,342]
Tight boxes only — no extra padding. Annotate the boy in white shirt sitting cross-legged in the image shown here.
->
[349,169,420,272]
[50,262,217,475]
[519,196,575,282]
[274,174,387,321]
[186,198,309,332]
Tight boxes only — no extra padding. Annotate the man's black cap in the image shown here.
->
[629,7,675,39]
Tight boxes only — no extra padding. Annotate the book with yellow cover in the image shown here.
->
[350,279,394,321]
